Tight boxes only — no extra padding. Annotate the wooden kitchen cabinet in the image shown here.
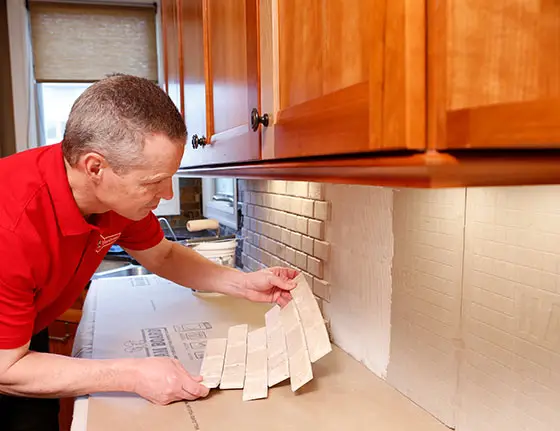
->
[259,0,425,159]
[165,0,560,187]
[177,0,262,167]
[429,0,560,150]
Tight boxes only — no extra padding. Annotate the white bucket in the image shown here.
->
[193,239,237,267]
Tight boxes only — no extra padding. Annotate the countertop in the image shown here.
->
[71,275,450,431]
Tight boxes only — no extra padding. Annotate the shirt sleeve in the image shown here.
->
[117,212,165,251]
[0,227,36,349]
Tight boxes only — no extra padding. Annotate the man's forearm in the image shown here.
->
[0,351,136,398]
[150,242,247,297]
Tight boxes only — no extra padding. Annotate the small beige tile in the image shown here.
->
[281,228,291,245]
[250,218,257,231]
[262,251,272,266]
[290,231,302,250]
[300,199,314,218]
[271,194,282,210]
[295,251,307,270]
[314,201,330,221]
[302,271,314,287]
[286,213,298,231]
[243,241,250,253]
[308,219,324,240]
[296,216,308,234]
[290,197,302,214]
[287,181,309,197]
[247,205,254,218]
[307,256,324,278]
[313,279,330,302]
[270,180,287,195]
[256,220,264,234]
[285,247,296,265]
[301,236,314,255]
[308,183,325,200]
[276,195,287,209]
[264,193,273,207]
[313,240,330,261]
[270,225,282,242]
[277,211,287,228]
[254,192,262,206]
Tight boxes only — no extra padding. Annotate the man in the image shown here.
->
[0,74,297,430]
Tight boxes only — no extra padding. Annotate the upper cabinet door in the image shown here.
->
[161,0,182,113]
[431,0,560,150]
[177,0,206,168]
[181,0,261,167]
[260,0,426,159]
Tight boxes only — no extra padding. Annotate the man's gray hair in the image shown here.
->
[62,74,187,173]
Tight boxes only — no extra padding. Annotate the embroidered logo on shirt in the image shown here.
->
[96,232,122,254]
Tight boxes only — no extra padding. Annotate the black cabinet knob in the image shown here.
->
[250,108,269,132]
[192,134,207,149]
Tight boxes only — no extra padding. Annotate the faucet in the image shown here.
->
[158,217,178,242]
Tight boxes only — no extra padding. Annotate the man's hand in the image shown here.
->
[241,267,299,307]
[132,357,209,405]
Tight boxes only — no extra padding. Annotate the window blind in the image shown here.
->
[29,1,158,82]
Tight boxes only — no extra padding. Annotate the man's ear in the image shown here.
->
[82,152,109,184]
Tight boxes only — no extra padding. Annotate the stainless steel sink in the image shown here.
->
[92,264,152,279]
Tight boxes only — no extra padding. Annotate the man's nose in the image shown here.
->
[159,178,174,200]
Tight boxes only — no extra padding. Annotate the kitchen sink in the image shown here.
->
[92,264,152,279]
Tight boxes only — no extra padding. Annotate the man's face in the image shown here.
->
[98,134,184,221]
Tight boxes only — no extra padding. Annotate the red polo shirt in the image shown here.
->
[0,144,165,349]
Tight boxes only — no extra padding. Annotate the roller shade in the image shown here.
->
[29,1,158,82]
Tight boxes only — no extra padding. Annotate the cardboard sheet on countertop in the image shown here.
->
[86,275,449,431]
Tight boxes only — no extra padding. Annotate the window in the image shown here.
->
[29,1,158,145]
[202,178,238,229]
[38,83,93,146]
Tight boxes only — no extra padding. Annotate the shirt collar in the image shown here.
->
[40,144,98,236]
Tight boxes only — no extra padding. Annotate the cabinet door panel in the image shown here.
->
[161,0,182,112]
[183,0,260,167]
[267,0,421,159]
[178,0,207,168]
[432,0,560,149]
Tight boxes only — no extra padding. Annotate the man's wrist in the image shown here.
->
[108,359,139,393]
[216,268,248,298]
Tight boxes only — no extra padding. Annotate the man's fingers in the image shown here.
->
[269,274,296,291]
[181,378,210,399]
[275,290,292,308]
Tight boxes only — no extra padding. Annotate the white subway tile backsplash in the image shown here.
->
[285,247,296,265]
[302,235,314,255]
[290,231,302,250]
[308,219,325,240]
[281,228,291,246]
[307,256,323,278]
[285,213,297,231]
[314,201,330,221]
[313,240,330,261]
[295,250,307,270]
[296,216,308,234]
[287,181,309,197]
[289,196,302,214]
[270,180,287,195]
[308,182,325,200]
[301,198,315,218]
[313,279,331,302]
